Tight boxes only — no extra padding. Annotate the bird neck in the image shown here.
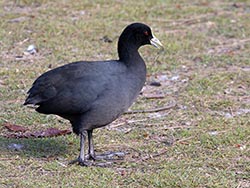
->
[118,37,142,64]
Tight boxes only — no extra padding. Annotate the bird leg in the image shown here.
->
[69,130,125,167]
[69,131,92,166]
[78,131,86,165]
[86,130,96,160]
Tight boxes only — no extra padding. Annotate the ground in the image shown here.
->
[0,0,249,187]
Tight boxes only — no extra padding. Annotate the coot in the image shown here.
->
[24,23,163,166]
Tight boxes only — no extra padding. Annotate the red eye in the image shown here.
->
[144,31,149,36]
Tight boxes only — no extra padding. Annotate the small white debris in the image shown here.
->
[79,10,85,15]
[179,105,188,110]
[181,78,189,83]
[8,143,24,151]
[224,112,233,119]
[170,75,179,81]
[26,44,37,55]
[148,112,162,118]
[8,16,27,23]
[56,160,67,167]
[206,21,216,27]
[208,131,218,136]
[240,145,246,151]
[236,109,250,115]
[157,75,168,82]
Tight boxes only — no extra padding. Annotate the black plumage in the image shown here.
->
[24,23,163,166]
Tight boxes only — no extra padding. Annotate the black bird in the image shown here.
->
[24,23,163,166]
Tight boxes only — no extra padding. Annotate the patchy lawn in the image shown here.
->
[0,0,249,187]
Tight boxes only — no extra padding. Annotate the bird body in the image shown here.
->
[24,23,163,166]
[24,57,146,133]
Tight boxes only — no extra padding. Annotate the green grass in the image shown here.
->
[0,0,250,187]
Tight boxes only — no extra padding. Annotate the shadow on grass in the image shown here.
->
[0,136,69,158]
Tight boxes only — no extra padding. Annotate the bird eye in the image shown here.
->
[144,31,149,36]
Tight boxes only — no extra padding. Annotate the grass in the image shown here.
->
[0,0,250,187]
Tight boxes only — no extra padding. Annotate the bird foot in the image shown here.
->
[69,152,125,167]
[95,151,125,161]
[85,153,96,161]
[93,151,125,167]
[68,157,93,166]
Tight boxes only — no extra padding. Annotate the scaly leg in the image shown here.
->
[87,130,96,160]
[78,132,86,165]
[69,131,91,166]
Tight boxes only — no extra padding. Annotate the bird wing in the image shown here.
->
[24,61,121,114]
